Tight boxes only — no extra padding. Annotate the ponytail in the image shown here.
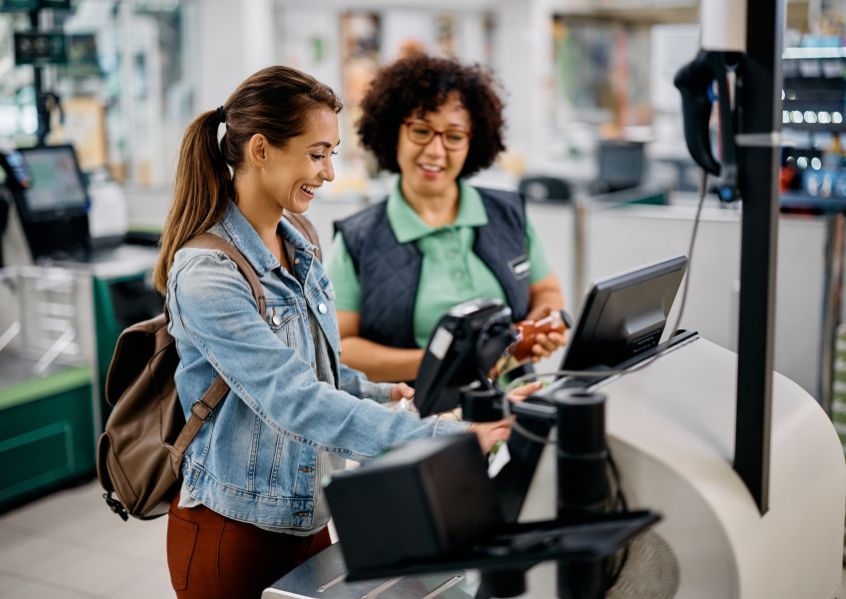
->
[152,65,342,294]
[152,109,232,293]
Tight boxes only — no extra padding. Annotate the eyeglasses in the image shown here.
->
[403,121,472,151]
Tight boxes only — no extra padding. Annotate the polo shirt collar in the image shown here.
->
[386,178,488,243]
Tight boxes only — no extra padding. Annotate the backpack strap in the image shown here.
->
[183,232,267,315]
[169,232,267,460]
[284,210,322,261]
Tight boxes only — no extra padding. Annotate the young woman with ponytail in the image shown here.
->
[154,66,516,599]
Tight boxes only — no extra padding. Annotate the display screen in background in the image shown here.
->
[20,147,87,213]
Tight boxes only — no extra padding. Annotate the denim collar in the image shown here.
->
[219,201,312,276]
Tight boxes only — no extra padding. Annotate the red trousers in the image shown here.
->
[166,495,331,599]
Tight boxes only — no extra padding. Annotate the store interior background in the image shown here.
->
[6,0,833,403]
[1,0,846,597]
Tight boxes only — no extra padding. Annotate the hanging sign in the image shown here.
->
[14,31,67,65]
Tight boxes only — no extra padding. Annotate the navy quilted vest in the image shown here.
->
[333,187,530,348]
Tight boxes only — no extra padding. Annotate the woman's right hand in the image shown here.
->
[468,419,513,453]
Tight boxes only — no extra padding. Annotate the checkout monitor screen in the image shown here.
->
[16,145,88,219]
[560,255,688,372]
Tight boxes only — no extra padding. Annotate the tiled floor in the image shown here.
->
[0,479,172,599]
[1,479,846,598]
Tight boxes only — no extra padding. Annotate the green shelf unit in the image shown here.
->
[831,324,846,563]
[591,186,670,208]
[91,271,162,427]
[627,191,668,206]
[92,274,128,424]
[0,366,95,511]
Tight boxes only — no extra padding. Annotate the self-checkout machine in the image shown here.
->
[0,0,159,509]
[261,0,845,597]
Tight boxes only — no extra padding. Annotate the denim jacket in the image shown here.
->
[166,202,468,531]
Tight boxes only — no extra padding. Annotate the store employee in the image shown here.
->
[327,53,567,383]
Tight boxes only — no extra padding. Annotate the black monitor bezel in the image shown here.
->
[14,143,89,222]
[559,255,688,373]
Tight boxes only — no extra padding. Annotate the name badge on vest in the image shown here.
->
[508,255,531,280]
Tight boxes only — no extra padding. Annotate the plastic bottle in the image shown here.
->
[509,309,571,362]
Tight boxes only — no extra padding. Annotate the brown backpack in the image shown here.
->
[97,216,321,520]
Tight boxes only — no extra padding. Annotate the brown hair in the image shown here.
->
[152,65,342,292]
[357,54,505,178]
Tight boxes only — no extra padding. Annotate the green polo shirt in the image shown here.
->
[326,179,552,348]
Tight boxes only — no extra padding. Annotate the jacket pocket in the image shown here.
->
[166,512,198,591]
[266,305,301,349]
[270,433,302,499]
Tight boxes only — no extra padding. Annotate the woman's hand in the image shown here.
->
[390,383,511,451]
[468,382,544,452]
[389,382,415,402]
[507,381,544,402]
[528,331,567,360]
[468,419,513,453]
[523,305,568,361]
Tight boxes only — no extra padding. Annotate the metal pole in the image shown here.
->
[573,199,588,309]
[29,9,47,147]
[733,0,785,514]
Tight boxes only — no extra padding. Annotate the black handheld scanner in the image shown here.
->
[674,50,744,202]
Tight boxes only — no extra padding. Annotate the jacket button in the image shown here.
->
[294,258,300,265]
[294,511,311,518]
[318,303,328,314]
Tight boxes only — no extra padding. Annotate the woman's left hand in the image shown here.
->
[507,381,544,402]
[389,382,415,402]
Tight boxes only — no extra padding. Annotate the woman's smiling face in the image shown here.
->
[396,92,471,201]
[259,105,340,214]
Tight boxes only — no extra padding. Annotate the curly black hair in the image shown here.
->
[356,54,506,179]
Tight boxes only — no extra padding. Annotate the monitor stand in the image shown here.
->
[544,329,699,395]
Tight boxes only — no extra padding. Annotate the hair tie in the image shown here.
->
[216,105,226,124]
